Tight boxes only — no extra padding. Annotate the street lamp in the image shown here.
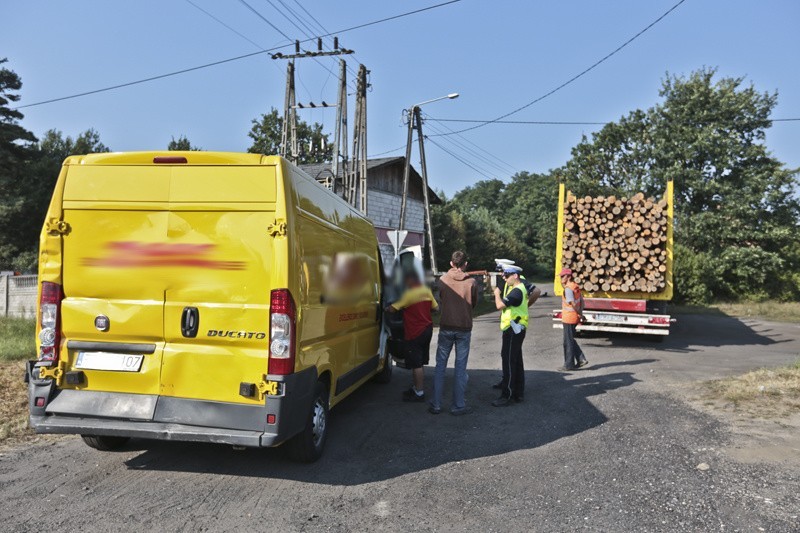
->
[398,92,459,275]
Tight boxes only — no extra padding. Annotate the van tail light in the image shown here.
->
[553,311,563,319]
[268,289,296,375]
[38,282,63,363]
[648,316,670,325]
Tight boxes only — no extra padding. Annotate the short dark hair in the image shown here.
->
[451,250,467,268]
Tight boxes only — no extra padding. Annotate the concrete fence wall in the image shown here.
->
[1,275,38,319]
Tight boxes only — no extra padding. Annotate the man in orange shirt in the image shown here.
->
[559,268,589,371]
[387,271,439,401]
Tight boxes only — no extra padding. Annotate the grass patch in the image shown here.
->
[0,361,31,442]
[702,360,800,418]
[0,317,36,361]
[672,301,800,323]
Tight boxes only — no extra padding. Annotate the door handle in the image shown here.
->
[181,307,199,338]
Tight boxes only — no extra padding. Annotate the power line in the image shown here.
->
[368,143,406,158]
[428,117,800,125]
[423,121,513,178]
[238,0,294,42]
[428,118,607,125]
[425,136,493,179]
[421,112,519,175]
[429,0,689,137]
[14,0,463,110]
[185,0,265,51]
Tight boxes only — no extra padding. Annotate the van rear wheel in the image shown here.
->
[81,435,130,451]
[286,381,329,463]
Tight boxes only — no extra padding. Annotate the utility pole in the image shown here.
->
[331,59,348,197]
[351,64,369,213]
[280,61,297,162]
[413,107,438,275]
[398,107,415,230]
[274,38,355,188]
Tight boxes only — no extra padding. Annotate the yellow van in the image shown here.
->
[26,152,391,462]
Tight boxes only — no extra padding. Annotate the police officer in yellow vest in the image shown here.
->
[491,264,528,406]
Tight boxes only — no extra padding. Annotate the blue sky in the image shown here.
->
[4,0,799,196]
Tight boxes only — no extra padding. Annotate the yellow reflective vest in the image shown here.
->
[500,281,529,331]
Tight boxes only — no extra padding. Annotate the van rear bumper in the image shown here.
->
[30,414,266,447]
[27,365,318,448]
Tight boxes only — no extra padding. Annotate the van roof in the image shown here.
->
[64,152,280,166]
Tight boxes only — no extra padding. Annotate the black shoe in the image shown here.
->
[577,359,589,368]
[557,366,576,372]
[491,380,503,390]
[512,396,524,403]
[492,396,512,407]
[402,387,425,402]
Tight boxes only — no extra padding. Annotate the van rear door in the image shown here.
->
[60,165,171,400]
[159,165,279,410]
[58,159,280,423]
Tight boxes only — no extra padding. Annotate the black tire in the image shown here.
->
[286,381,329,463]
[374,355,393,384]
[81,435,130,451]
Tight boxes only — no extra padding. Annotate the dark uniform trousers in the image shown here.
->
[500,327,526,399]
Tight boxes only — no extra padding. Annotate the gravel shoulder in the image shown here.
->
[1,291,799,532]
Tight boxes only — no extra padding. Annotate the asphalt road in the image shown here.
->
[2,290,799,532]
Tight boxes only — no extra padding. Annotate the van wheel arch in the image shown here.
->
[285,380,329,462]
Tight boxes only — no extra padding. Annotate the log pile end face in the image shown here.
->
[561,193,668,294]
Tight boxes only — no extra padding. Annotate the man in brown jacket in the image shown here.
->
[429,250,480,415]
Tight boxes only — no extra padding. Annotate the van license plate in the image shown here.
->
[595,314,622,322]
[74,352,144,372]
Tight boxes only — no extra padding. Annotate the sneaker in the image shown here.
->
[557,366,576,372]
[491,396,512,407]
[577,359,589,368]
[450,406,474,416]
[402,387,425,402]
[428,405,442,415]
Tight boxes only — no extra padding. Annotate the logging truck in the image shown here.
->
[552,179,674,336]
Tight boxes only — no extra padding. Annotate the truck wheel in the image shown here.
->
[81,435,130,451]
[286,381,329,463]
[373,355,393,384]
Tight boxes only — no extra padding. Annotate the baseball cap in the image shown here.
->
[559,267,573,277]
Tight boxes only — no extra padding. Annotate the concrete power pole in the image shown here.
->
[351,65,369,213]
[331,59,348,196]
[413,107,438,275]
[280,61,297,162]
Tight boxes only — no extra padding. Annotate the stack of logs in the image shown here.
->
[562,192,668,293]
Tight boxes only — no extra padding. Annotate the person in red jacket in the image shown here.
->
[387,271,439,402]
[559,268,589,371]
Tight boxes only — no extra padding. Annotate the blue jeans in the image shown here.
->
[432,329,472,411]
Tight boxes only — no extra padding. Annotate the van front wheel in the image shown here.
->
[81,435,130,451]
[374,355,392,384]
[286,381,329,463]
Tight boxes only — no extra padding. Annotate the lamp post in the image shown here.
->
[398,93,459,275]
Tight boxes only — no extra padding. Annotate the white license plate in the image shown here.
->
[595,313,623,322]
[74,352,144,372]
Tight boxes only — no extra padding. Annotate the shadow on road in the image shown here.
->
[575,313,791,354]
[122,369,639,485]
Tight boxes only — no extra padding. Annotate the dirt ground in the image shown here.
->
[1,290,799,531]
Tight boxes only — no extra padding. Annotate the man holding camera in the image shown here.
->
[491,264,529,406]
